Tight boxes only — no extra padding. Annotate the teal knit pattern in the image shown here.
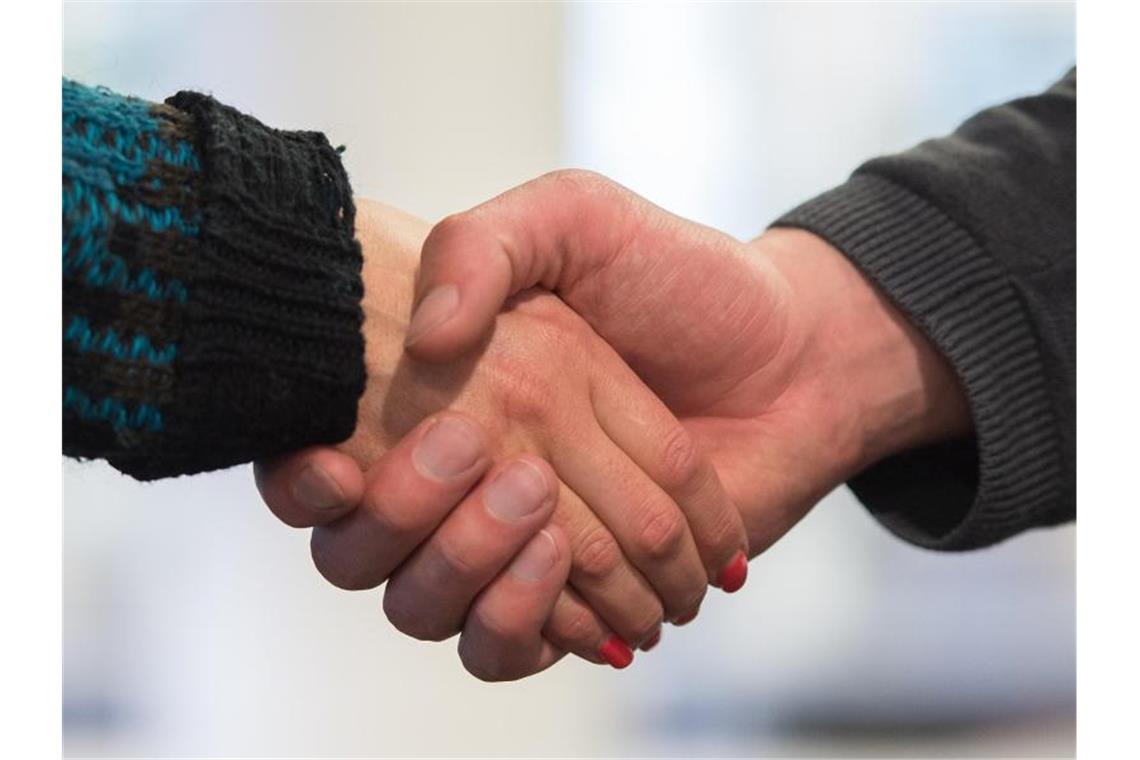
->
[63,80,365,479]
[63,80,201,449]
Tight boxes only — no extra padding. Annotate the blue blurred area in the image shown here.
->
[65,2,1074,757]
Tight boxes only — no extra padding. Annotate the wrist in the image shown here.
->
[337,201,430,461]
[755,228,972,478]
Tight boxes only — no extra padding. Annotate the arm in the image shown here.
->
[772,67,1076,548]
[390,70,1074,552]
[63,80,363,479]
[63,82,750,677]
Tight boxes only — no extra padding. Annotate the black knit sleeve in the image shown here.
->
[63,81,365,480]
[772,68,1076,550]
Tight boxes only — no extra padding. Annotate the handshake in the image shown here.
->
[253,170,971,682]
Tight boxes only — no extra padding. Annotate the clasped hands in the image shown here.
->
[255,170,971,681]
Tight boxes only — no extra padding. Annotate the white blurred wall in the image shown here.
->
[64,2,1075,757]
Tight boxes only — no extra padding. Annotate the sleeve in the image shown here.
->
[62,79,365,480]
[771,67,1076,550]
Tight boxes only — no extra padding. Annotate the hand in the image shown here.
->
[403,170,973,555]
[256,198,750,679]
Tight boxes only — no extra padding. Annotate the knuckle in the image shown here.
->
[426,211,477,252]
[551,605,600,649]
[543,168,607,194]
[656,425,702,492]
[573,528,624,582]
[538,169,635,225]
[634,504,688,563]
[494,368,558,425]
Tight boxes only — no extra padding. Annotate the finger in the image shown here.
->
[553,424,709,623]
[254,447,365,528]
[591,365,751,593]
[405,170,641,361]
[457,527,571,682]
[553,482,666,647]
[382,456,557,642]
[543,586,639,668]
[310,412,489,591]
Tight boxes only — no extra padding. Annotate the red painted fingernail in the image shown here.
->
[641,630,662,652]
[672,611,697,626]
[598,636,634,669]
[717,550,749,593]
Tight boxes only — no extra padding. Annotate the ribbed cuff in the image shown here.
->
[110,92,365,479]
[773,173,1065,550]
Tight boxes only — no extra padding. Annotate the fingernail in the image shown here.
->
[292,465,345,511]
[672,611,697,626]
[413,416,483,480]
[484,460,551,521]
[509,530,559,582]
[598,635,634,669]
[406,284,458,345]
[717,550,749,593]
[641,630,662,652]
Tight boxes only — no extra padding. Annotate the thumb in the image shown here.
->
[403,170,642,362]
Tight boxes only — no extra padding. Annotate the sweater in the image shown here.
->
[62,80,364,479]
[62,75,1076,554]
[773,68,1076,550]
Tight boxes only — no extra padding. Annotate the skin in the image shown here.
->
[257,198,750,679]
[259,171,972,681]
[405,171,972,553]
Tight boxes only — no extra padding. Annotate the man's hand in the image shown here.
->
[256,198,751,680]
[404,170,972,554]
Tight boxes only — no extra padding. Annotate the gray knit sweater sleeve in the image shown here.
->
[773,67,1075,550]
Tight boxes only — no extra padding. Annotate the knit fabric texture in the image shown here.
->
[63,80,365,479]
[773,68,1075,551]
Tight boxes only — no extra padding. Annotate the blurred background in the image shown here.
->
[63,2,1075,757]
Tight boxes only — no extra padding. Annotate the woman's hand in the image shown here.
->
[257,410,576,680]
[256,198,750,679]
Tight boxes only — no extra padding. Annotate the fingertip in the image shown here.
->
[507,529,563,583]
[406,216,515,362]
[404,283,460,350]
[598,635,635,669]
[403,282,511,364]
[312,451,366,509]
[402,315,486,363]
[255,448,363,528]
[404,411,489,484]
[541,522,571,566]
[716,550,749,594]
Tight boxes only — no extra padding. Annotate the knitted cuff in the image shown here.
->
[111,92,365,479]
[772,173,1065,550]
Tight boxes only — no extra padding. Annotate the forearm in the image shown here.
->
[757,228,972,476]
[63,80,364,479]
[767,69,1075,549]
